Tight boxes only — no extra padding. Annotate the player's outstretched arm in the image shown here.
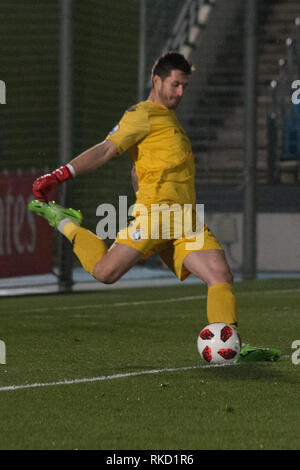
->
[33,139,118,202]
[69,139,118,176]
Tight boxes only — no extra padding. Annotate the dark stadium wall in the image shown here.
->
[0,0,139,234]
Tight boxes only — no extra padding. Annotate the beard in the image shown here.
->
[158,88,181,110]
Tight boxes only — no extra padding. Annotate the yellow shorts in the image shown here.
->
[115,206,222,281]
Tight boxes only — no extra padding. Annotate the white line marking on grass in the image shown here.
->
[11,287,300,315]
[21,295,206,314]
[0,363,230,393]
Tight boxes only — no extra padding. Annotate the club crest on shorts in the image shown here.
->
[130,228,142,241]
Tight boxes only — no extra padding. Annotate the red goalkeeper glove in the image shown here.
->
[32,165,74,202]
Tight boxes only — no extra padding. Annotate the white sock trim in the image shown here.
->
[57,218,79,234]
[66,163,76,178]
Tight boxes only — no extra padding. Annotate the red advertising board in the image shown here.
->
[0,174,54,278]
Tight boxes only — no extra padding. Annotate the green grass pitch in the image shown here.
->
[0,278,299,450]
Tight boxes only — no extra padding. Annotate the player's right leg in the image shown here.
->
[92,242,143,284]
[28,200,143,283]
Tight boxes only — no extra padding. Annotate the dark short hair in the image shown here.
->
[151,51,193,82]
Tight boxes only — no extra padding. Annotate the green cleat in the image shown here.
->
[28,200,83,230]
[235,344,283,363]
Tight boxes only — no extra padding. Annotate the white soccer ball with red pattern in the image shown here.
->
[197,323,241,365]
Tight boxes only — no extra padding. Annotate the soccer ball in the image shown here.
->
[197,323,241,365]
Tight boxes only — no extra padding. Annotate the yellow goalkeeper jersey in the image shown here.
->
[107,100,196,209]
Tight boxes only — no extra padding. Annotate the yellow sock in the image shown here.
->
[62,221,107,275]
[207,282,238,328]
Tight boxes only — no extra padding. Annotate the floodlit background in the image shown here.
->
[0,0,299,295]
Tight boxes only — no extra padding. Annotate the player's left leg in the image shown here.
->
[28,200,110,277]
[183,249,238,328]
[28,200,149,284]
[61,219,144,282]
[92,242,143,284]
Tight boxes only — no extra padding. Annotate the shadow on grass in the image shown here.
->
[193,361,300,385]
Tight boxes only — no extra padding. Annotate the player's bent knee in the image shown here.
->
[92,266,121,285]
[222,267,234,284]
[94,272,120,285]
[211,255,234,285]
[218,266,233,284]
[207,264,233,287]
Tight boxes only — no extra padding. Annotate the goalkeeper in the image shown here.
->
[29,52,281,362]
